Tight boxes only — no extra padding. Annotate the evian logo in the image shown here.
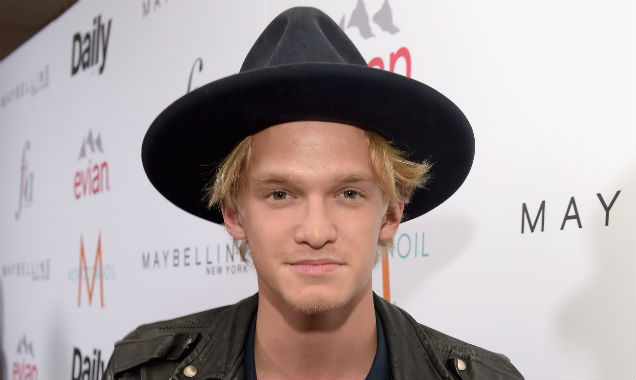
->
[71,15,112,76]
[13,335,38,380]
[74,129,110,200]
[15,141,34,220]
[339,0,400,39]
[340,0,412,78]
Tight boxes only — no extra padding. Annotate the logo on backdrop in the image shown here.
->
[68,231,115,308]
[15,141,35,220]
[142,0,169,17]
[74,129,110,200]
[71,347,104,380]
[340,0,412,78]
[141,242,250,276]
[380,231,430,302]
[339,0,400,39]
[2,259,50,281]
[389,231,430,259]
[187,57,204,93]
[71,15,112,76]
[12,335,39,380]
[521,190,622,233]
[1,65,50,108]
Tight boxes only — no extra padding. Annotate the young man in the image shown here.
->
[104,7,523,380]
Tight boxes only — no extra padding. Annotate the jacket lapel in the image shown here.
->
[373,293,450,379]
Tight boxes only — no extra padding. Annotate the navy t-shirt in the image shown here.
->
[244,311,391,379]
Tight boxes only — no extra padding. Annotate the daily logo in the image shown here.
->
[521,190,622,233]
[71,15,112,76]
[71,347,104,380]
[13,335,38,380]
[15,141,34,220]
[69,232,116,308]
[74,129,110,200]
[141,242,250,276]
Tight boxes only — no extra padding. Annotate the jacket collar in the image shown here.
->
[188,294,258,379]
[186,293,449,380]
[373,293,450,379]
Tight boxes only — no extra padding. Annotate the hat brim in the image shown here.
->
[142,63,474,224]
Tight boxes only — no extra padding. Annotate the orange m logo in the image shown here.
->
[78,232,105,307]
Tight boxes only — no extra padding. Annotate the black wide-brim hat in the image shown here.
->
[142,7,474,224]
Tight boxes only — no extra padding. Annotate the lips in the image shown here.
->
[288,259,342,275]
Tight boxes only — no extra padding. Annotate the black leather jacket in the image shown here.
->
[103,293,523,379]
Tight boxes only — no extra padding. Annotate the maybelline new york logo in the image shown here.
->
[141,242,250,276]
[1,65,49,108]
[71,347,104,380]
[2,259,50,281]
[71,14,112,76]
[69,231,115,308]
[141,0,169,17]
[521,190,621,233]
[13,335,38,380]
[15,141,34,220]
[74,129,110,200]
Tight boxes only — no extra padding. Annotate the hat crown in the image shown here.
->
[240,7,367,71]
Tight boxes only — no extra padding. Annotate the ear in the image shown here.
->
[221,203,247,240]
[378,201,404,241]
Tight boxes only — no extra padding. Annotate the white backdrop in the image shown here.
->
[0,1,634,379]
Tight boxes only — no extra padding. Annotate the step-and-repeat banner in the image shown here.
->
[0,1,634,379]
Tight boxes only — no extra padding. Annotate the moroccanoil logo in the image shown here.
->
[380,231,429,302]
[68,231,116,308]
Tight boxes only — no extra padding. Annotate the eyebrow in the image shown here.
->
[251,172,375,186]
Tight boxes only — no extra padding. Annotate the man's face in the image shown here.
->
[223,121,402,314]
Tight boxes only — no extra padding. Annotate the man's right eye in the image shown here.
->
[270,190,288,200]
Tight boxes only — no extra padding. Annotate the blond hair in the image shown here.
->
[205,129,431,261]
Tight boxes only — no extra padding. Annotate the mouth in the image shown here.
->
[288,259,343,275]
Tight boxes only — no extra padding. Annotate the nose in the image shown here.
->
[294,196,337,249]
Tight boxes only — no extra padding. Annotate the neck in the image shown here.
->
[254,284,377,379]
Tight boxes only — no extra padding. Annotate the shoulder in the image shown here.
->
[373,294,524,379]
[416,322,524,379]
[120,304,231,340]
[103,295,257,380]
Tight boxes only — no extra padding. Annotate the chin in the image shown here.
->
[286,288,348,315]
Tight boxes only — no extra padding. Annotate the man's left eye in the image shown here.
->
[271,191,288,200]
[342,190,359,199]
